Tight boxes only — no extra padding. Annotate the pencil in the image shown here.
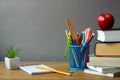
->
[86,33,95,45]
[71,49,79,67]
[35,66,71,76]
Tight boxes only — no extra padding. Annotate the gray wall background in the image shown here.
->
[0,0,120,61]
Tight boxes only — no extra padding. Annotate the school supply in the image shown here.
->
[35,65,70,76]
[68,45,90,70]
[85,61,120,77]
[84,69,120,77]
[87,63,120,73]
[64,18,94,70]
[88,56,120,67]
[64,30,72,58]
[97,29,120,42]
[95,42,120,56]
[65,18,77,40]
[85,33,94,45]
[20,64,52,74]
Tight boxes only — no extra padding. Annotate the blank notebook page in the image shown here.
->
[20,64,52,74]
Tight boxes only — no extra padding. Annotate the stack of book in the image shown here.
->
[84,29,120,77]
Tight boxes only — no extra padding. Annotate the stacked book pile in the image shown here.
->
[84,29,120,77]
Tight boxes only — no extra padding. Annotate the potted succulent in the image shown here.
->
[5,46,20,69]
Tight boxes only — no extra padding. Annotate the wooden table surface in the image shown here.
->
[0,61,120,80]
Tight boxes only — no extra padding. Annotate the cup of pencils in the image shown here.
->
[64,18,94,70]
[68,45,90,70]
[64,28,94,70]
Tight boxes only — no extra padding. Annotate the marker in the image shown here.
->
[76,34,81,46]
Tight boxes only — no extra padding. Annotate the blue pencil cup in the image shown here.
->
[68,45,90,70]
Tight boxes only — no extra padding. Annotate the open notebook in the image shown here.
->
[20,64,52,74]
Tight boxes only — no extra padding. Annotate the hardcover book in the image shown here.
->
[87,63,120,73]
[95,42,120,56]
[97,29,120,42]
[84,69,120,77]
[88,56,120,67]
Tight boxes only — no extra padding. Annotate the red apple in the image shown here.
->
[97,13,114,30]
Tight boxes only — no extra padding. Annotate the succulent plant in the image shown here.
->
[7,46,20,58]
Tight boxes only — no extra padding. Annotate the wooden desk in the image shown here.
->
[0,61,120,80]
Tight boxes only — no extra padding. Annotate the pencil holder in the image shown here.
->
[68,45,90,70]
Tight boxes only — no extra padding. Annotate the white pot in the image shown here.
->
[5,57,20,69]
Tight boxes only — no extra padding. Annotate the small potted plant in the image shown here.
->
[5,46,20,69]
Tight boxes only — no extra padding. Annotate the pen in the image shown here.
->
[35,66,71,76]
[86,33,95,45]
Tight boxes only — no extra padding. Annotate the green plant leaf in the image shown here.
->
[7,46,19,58]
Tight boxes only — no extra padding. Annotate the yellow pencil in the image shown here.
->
[65,29,69,38]
[35,65,71,76]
